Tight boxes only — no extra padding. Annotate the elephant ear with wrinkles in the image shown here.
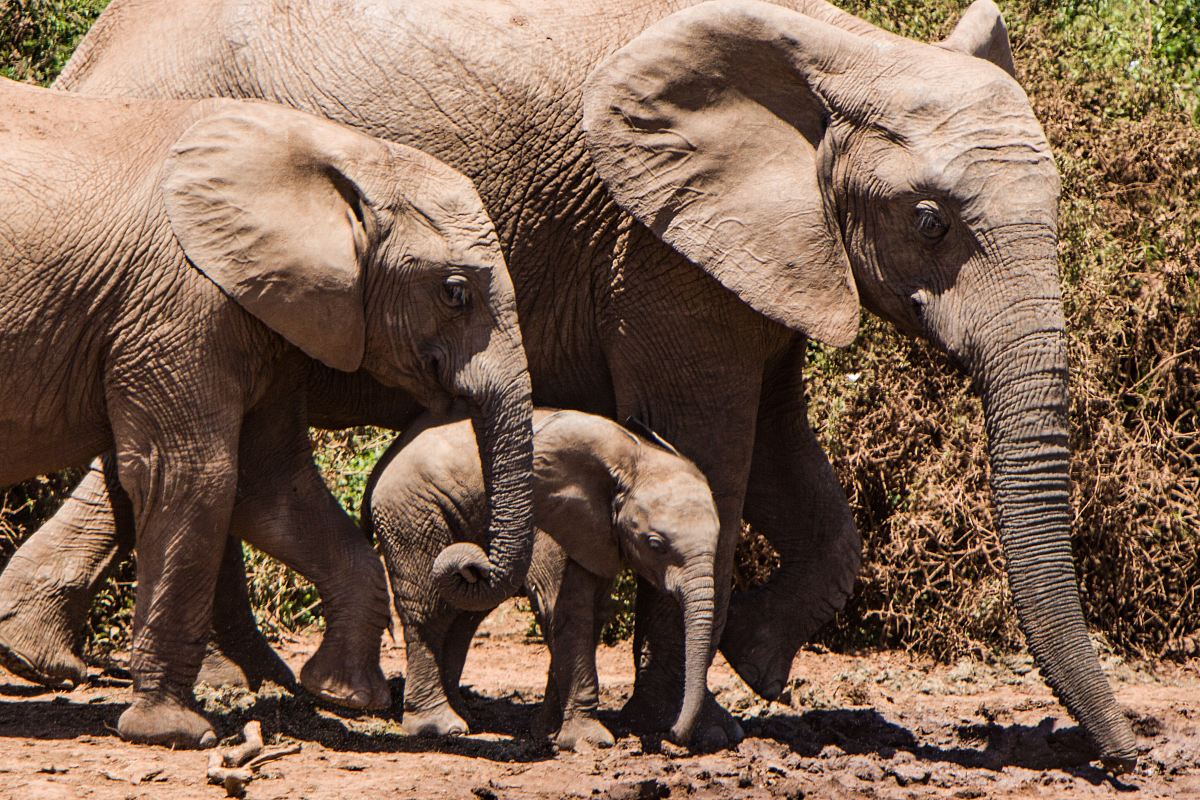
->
[163,103,393,372]
[581,0,869,347]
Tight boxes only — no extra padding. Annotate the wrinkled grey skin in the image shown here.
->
[0,78,533,748]
[0,0,1135,765]
[368,409,719,749]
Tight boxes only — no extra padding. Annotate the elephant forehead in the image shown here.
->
[632,471,716,522]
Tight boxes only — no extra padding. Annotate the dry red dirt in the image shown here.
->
[0,600,1196,799]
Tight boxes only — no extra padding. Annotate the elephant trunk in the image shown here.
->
[432,331,534,612]
[667,563,716,745]
[973,298,1136,771]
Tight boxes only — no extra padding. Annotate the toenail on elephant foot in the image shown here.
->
[554,715,615,752]
[680,697,744,753]
[402,704,470,736]
[299,648,389,711]
[0,637,86,690]
[117,697,216,748]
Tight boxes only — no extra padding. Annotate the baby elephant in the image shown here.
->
[367,409,719,750]
[0,78,534,747]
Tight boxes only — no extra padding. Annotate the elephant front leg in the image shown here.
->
[0,454,131,688]
[232,409,389,712]
[603,245,773,750]
[722,337,862,700]
[527,545,614,751]
[0,459,295,694]
[110,395,241,748]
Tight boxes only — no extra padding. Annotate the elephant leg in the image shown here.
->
[400,609,472,737]
[548,564,615,751]
[603,233,778,748]
[231,406,390,712]
[0,454,131,688]
[722,337,862,700]
[438,610,485,723]
[195,537,296,692]
[526,535,614,750]
[109,387,241,749]
[0,462,299,693]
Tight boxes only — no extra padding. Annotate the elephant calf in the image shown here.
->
[367,410,719,749]
[0,78,535,747]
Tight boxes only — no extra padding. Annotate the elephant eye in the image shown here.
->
[914,200,949,241]
[440,274,471,310]
[646,534,668,554]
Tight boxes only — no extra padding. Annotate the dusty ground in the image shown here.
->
[0,600,1196,800]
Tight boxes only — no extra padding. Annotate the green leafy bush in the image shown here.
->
[1,0,109,85]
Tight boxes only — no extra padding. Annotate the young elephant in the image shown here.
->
[0,78,534,747]
[367,409,719,750]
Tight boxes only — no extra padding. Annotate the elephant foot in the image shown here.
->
[684,694,745,752]
[299,640,389,711]
[719,601,796,702]
[621,688,743,751]
[554,714,615,752]
[117,695,216,748]
[0,609,86,689]
[198,637,296,691]
[196,646,250,689]
[402,702,470,736]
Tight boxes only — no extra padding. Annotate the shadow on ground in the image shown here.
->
[745,708,1135,789]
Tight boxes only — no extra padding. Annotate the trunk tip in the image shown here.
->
[431,542,517,612]
[1100,752,1138,776]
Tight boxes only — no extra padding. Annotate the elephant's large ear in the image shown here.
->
[163,104,389,372]
[581,0,869,347]
[938,0,1017,78]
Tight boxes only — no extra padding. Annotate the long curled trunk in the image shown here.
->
[432,331,534,611]
[668,564,716,744]
[976,309,1137,770]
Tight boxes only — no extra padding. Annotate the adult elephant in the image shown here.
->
[0,0,1135,764]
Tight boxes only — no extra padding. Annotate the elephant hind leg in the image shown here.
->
[0,454,130,689]
[527,538,614,751]
[195,537,295,692]
[400,610,471,737]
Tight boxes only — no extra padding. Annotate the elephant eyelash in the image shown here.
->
[914,199,950,240]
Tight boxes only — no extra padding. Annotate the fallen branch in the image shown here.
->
[205,721,299,797]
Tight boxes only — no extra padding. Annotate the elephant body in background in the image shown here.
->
[0,78,535,747]
[0,0,1136,764]
[369,409,720,750]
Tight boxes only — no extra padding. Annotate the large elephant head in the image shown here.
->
[163,102,534,610]
[582,0,1135,769]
